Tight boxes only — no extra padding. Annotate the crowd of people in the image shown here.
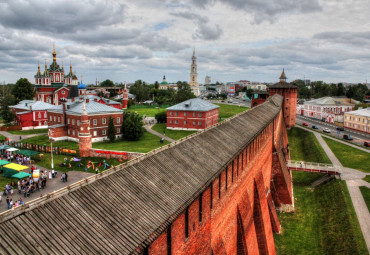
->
[0,151,31,166]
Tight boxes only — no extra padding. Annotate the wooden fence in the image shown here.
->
[8,141,78,156]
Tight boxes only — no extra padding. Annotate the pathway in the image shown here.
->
[0,131,47,142]
[0,170,93,213]
[145,125,175,143]
[314,132,370,252]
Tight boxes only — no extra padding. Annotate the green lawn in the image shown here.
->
[0,134,6,142]
[323,137,370,172]
[32,153,121,173]
[151,123,197,140]
[359,186,370,212]
[0,176,18,191]
[126,108,166,117]
[287,127,331,164]
[9,128,48,135]
[363,175,370,183]
[21,135,79,150]
[93,131,169,153]
[275,172,368,255]
[215,103,249,121]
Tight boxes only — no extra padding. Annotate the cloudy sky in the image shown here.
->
[0,0,369,85]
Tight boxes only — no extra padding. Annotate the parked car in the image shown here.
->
[302,122,309,126]
[336,127,344,131]
[312,125,318,129]
[323,128,331,133]
[228,100,233,103]
[232,101,238,104]
[364,141,370,147]
[343,134,353,140]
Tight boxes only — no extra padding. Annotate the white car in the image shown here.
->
[323,128,331,133]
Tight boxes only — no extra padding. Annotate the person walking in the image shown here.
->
[6,196,10,209]
[65,172,68,182]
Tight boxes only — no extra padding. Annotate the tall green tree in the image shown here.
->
[173,82,196,104]
[12,78,34,102]
[107,117,116,142]
[129,80,150,102]
[122,112,144,141]
[100,79,115,87]
[0,98,15,125]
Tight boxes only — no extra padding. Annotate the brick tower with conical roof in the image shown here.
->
[122,82,129,109]
[268,69,297,128]
[78,99,92,157]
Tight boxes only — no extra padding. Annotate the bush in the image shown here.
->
[155,111,167,123]
[122,112,144,141]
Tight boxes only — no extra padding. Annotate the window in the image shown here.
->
[38,113,41,118]
[44,121,47,125]
[117,128,120,133]
[50,116,52,121]
[176,112,179,116]
[93,131,97,136]
[72,130,75,136]
[54,116,56,122]
[170,120,173,124]
[93,119,97,126]
[58,117,61,123]
[117,117,120,124]
[68,130,70,135]
[102,118,106,124]
[193,112,196,117]
[72,119,75,125]
[170,112,173,116]
[67,118,70,124]
[62,90,65,95]
[184,121,187,125]
[184,112,187,117]
[175,120,178,124]
[193,121,196,125]
[103,130,106,135]
[198,121,201,126]
[77,120,80,126]
[199,113,202,117]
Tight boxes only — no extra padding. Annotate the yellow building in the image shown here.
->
[344,108,370,134]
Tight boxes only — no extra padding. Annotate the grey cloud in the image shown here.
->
[193,23,222,40]
[313,31,370,46]
[0,0,125,33]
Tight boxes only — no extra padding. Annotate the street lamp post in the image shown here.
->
[49,129,54,170]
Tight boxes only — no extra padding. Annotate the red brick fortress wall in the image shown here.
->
[147,109,293,255]
[269,88,297,129]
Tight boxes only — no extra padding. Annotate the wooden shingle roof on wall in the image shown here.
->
[0,95,283,255]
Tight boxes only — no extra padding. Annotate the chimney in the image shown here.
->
[29,105,32,111]
[72,97,75,102]
[86,98,89,103]
[94,98,98,102]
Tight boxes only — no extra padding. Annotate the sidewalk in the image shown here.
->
[314,132,370,252]
[0,131,47,142]
[145,125,175,143]
[0,170,93,213]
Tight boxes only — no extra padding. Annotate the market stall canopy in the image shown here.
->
[0,160,10,166]
[2,163,29,178]
[17,150,40,156]
[0,145,11,150]
[11,172,31,179]
[5,148,19,152]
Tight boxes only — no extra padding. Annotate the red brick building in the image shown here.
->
[10,100,55,129]
[167,98,219,130]
[48,98,123,142]
[252,69,298,128]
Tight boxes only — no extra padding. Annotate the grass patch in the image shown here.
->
[151,123,197,140]
[323,137,370,172]
[275,172,368,255]
[215,103,249,121]
[126,108,166,117]
[8,129,48,135]
[32,153,121,173]
[0,177,18,191]
[359,186,370,212]
[21,135,79,150]
[93,131,169,153]
[363,175,370,183]
[0,134,6,142]
[288,127,331,164]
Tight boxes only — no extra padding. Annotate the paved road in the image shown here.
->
[296,115,370,146]
[314,132,370,252]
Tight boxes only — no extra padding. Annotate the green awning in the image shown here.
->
[17,150,40,156]
[0,160,10,166]
[11,172,31,179]
[0,145,11,150]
